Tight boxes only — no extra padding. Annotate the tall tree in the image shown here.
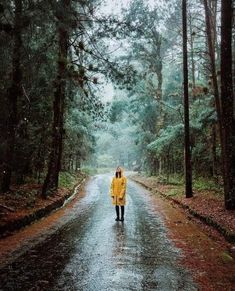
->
[220,0,235,209]
[42,0,71,197]
[203,0,222,130]
[1,0,23,192]
[182,0,193,198]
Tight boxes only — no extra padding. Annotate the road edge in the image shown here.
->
[130,176,235,244]
[0,178,86,239]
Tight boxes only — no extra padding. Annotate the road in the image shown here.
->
[0,174,196,290]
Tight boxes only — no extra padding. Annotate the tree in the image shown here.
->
[220,0,235,209]
[203,0,222,135]
[42,0,71,197]
[182,0,193,198]
[0,0,131,195]
[123,0,163,101]
[1,0,23,192]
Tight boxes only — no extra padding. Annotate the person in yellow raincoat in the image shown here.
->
[110,166,127,221]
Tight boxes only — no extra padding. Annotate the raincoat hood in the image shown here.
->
[116,167,124,177]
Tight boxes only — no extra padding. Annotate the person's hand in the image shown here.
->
[111,196,114,198]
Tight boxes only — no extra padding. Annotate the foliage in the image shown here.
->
[193,177,223,193]
[148,124,184,157]
[0,0,234,208]
[58,171,77,189]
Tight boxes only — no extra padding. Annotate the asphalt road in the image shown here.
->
[0,174,197,291]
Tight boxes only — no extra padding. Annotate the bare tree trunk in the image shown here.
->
[212,124,217,177]
[156,45,163,100]
[76,155,81,171]
[203,0,222,134]
[233,8,235,120]
[166,148,170,183]
[158,158,162,176]
[220,0,235,209]
[151,31,163,101]
[42,0,70,197]
[182,0,193,198]
[1,0,23,192]
[189,13,196,96]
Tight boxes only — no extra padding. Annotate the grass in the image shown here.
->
[142,172,223,197]
[220,252,234,263]
[193,177,223,194]
[81,167,114,175]
[147,174,184,186]
[59,172,78,189]
[167,174,184,185]
[81,167,98,176]
[156,174,222,193]
[167,188,183,197]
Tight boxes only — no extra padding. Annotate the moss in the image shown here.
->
[167,189,181,197]
[220,252,234,263]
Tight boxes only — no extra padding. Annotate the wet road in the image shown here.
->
[0,174,196,290]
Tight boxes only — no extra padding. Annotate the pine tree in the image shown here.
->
[182,0,193,198]
[220,0,235,209]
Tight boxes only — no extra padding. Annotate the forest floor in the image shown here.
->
[0,172,86,238]
[129,173,235,289]
[130,173,235,243]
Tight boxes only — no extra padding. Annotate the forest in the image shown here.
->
[0,0,234,209]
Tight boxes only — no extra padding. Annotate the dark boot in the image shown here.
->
[120,206,124,221]
[115,206,120,221]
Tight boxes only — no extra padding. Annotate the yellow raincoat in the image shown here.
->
[110,168,127,206]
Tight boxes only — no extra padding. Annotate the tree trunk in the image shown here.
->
[155,34,163,114]
[233,8,235,120]
[42,0,70,197]
[76,155,81,171]
[1,0,23,192]
[166,149,170,183]
[182,0,193,198]
[203,0,223,138]
[212,124,217,177]
[220,0,235,209]
[189,13,196,97]
[158,158,162,176]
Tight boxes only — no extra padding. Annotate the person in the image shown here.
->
[110,167,127,221]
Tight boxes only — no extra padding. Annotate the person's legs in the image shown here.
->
[115,205,120,221]
[120,206,124,221]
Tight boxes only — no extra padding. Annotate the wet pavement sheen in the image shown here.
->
[0,174,197,290]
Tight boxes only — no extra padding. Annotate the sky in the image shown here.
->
[98,0,131,16]
[99,0,163,16]
[98,83,115,102]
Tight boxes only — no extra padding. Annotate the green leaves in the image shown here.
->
[148,124,184,156]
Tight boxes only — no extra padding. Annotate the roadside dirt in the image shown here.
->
[0,182,87,267]
[150,194,235,290]
[0,173,86,238]
[131,175,235,290]
[131,174,235,238]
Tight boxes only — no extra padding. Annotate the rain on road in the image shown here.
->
[0,174,197,290]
